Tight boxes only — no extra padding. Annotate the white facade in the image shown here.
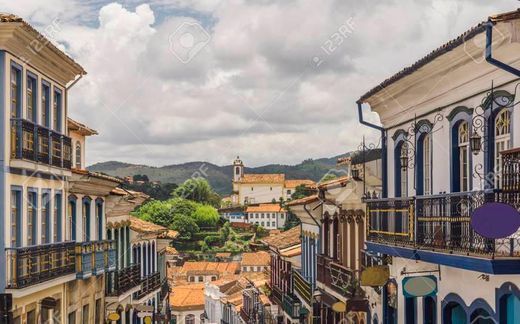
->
[246,210,286,229]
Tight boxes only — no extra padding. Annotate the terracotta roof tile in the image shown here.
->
[170,284,205,310]
[165,246,178,255]
[72,168,122,184]
[261,227,301,250]
[181,262,241,275]
[317,176,350,189]
[246,204,285,213]
[286,195,319,206]
[236,174,285,184]
[241,251,270,266]
[129,216,167,234]
[284,179,315,188]
[67,117,98,136]
[158,230,179,239]
[216,252,232,258]
[280,245,301,258]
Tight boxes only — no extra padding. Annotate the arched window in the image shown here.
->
[75,141,82,169]
[470,308,492,324]
[82,197,91,242]
[444,302,466,324]
[495,109,511,188]
[422,133,431,195]
[235,166,240,175]
[67,196,77,241]
[395,141,408,197]
[458,122,470,192]
[185,314,195,324]
[499,293,520,323]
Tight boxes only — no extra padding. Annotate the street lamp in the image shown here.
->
[400,151,408,171]
[470,131,482,155]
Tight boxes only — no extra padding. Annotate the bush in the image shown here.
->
[170,215,200,240]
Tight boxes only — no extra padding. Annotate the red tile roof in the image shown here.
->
[170,284,205,310]
[241,251,270,266]
[286,195,319,206]
[261,227,301,250]
[246,204,285,213]
[284,179,315,188]
[236,174,285,184]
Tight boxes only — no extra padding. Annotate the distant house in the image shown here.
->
[170,284,205,324]
[241,251,270,272]
[245,203,287,229]
[230,156,315,205]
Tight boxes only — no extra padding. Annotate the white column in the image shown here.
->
[140,244,144,277]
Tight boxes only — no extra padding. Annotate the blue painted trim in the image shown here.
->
[442,293,496,323]
[449,111,473,192]
[10,186,23,249]
[404,296,417,324]
[69,195,77,241]
[402,275,437,298]
[41,80,50,127]
[366,242,520,274]
[26,71,38,122]
[392,129,407,141]
[96,199,104,240]
[496,282,520,324]
[41,189,52,243]
[423,296,437,324]
[0,50,6,291]
[383,279,398,324]
[55,192,63,242]
[10,60,23,118]
[27,187,39,245]
[53,86,63,132]
[82,196,91,241]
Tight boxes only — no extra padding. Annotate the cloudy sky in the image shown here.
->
[1,0,517,167]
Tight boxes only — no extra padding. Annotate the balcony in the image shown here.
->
[317,254,355,298]
[6,241,76,289]
[365,188,520,273]
[76,240,116,279]
[135,271,161,300]
[105,264,141,297]
[281,293,304,319]
[10,118,72,170]
[292,269,312,305]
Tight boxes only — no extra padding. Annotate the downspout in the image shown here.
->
[65,73,85,134]
[485,20,520,77]
[357,102,387,198]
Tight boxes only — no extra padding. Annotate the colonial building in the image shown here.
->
[170,284,206,324]
[241,251,270,273]
[261,226,304,323]
[360,9,520,324]
[287,151,382,324]
[230,157,314,205]
[245,204,288,229]
[0,13,86,323]
[66,118,120,323]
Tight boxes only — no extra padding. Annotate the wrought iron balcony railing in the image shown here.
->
[292,269,312,305]
[316,254,356,297]
[105,264,141,297]
[6,241,76,289]
[10,118,72,169]
[365,191,520,258]
[281,293,303,319]
[76,240,116,279]
[135,271,161,300]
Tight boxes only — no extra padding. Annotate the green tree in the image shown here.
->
[291,184,314,200]
[220,222,231,241]
[132,200,172,227]
[171,215,200,240]
[320,173,337,183]
[173,178,220,207]
[192,205,219,228]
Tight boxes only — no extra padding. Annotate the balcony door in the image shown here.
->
[494,109,511,189]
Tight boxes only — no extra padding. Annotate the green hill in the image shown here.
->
[88,154,349,195]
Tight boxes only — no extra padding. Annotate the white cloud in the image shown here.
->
[0,0,517,167]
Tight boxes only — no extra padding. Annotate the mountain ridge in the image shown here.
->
[88,153,349,195]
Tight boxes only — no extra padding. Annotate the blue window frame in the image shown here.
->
[423,296,436,324]
[53,88,62,132]
[82,197,91,241]
[125,226,130,265]
[41,81,50,127]
[415,120,433,196]
[41,190,51,244]
[96,199,103,241]
[68,195,77,241]
[26,72,37,122]
[27,188,38,246]
[405,297,416,324]
[497,282,520,324]
[10,62,22,119]
[55,192,62,242]
[10,187,22,247]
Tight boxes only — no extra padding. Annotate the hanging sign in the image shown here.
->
[107,313,120,321]
[331,301,346,313]
[360,265,390,286]
[346,299,369,312]
[402,275,437,298]
[471,202,520,239]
